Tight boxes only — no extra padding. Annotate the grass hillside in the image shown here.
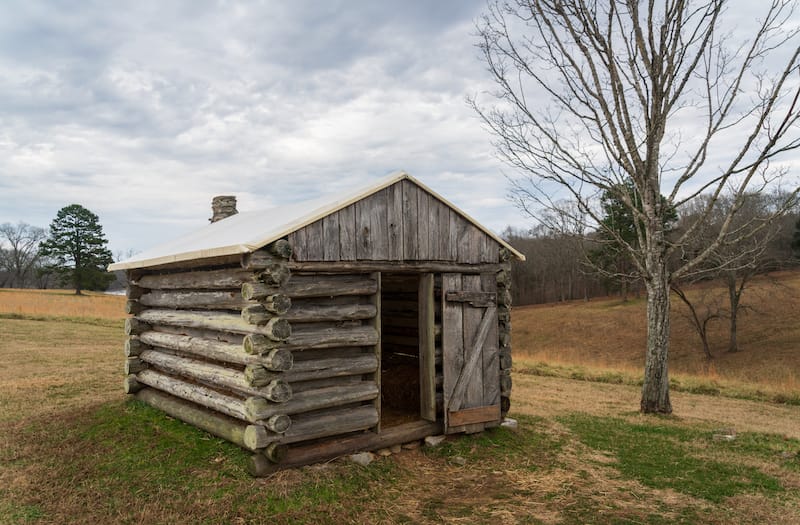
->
[1,287,800,522]
[514,271,800,399]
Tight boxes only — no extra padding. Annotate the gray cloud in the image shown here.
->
[0,0,529,255]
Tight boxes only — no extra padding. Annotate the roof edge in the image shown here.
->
[108,244,253,271]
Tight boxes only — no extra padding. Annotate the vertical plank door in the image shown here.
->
[441,273,501,434]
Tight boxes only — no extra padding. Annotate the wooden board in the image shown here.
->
[441,272,501,434]
[419,273,436,422]
[288,179,506,263]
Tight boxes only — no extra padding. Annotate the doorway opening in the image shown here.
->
[379,273,421,428]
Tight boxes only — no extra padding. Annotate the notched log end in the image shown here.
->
[264,413,292,434]
[243,334,280,355]
[243,424,270,450]
[264,379,292,403]
[263,348,293,372]
[123,374,142,394]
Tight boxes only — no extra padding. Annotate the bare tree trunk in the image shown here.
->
[671,284,715,360]
[727,274,740,353]
[641,253,672,414]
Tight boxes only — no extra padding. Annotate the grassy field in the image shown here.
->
[514,271,800,403]
[1,288,799,523]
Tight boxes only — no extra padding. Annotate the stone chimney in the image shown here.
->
[209,195,238,223]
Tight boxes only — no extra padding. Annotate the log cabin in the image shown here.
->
[109,172,524,476]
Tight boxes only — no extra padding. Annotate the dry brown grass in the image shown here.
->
[2,287,800,523]
[514,271,800,393]
[0,288,126,320]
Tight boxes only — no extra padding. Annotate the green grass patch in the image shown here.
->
[45,400,404,521]
[560,414,783,502]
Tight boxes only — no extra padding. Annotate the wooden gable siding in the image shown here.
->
[288,180,500,263]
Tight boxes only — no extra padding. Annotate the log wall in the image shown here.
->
[124,240,381,468]
[122,238,514,474]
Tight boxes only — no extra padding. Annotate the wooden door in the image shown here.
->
[442,273,501,433]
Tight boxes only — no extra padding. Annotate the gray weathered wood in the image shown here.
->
[288,227,307,261]
[125,317,150,336]
[247,419,442,476]
[303,219,325,261]
[241,274,378,300]
[449,304,497,412]
[244,354,377,386]
[263,442,289,463]
[140,290,250,310]
[338,203,357,261]
[279,405,378,445]
[135,268,259,290]
[447,208,459,261]
[124,337,146,357]
[322,213,340,261]
[242,302,376,324]
[480,272,500,409]
[500,370,512,396]
[417,186,431,260]
[137,309,290,340]
[245,382,378,420]
[136,369,249,421]
[444,291,496,307]
[355,195,373,260]
[139,330,289,368]
[123,374,142,394]
[402,180,419,260]
[369,272,381,432]
[126,284,145,300]
[459,274,486,434]
[245,379,292,403]
[436,199,450,261]
[266,239,293,259]
[442,273,463,433]
[500,352,512,370]
[289,260,504,274]
[419,273,436,422]
[136,387,260,451]
[371,188,390,259]
[139,349,292,403]
[125,357,147,374]
[387,181,404,260]
[282,325,379,350]
[242,240,294,270]
[243,424,272,450]
[429,194,441,260]
[263,413,292,433]
[125,300,145,315]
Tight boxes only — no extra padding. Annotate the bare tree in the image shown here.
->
[0,222,46,288]
[474,0,800,413]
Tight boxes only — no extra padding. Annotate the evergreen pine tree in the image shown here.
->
[39,204,114,294]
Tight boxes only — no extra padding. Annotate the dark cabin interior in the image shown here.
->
[379,273,421,427]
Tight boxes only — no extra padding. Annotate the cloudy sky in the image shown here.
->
[2,1,798,259]
[0,0,520,256]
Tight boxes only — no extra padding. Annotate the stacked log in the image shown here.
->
[123,239,381,467]
[497,263,512,417]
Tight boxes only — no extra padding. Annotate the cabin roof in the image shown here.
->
[109,172,525,271]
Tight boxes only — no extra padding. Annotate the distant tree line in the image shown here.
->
[504,190,800,308]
